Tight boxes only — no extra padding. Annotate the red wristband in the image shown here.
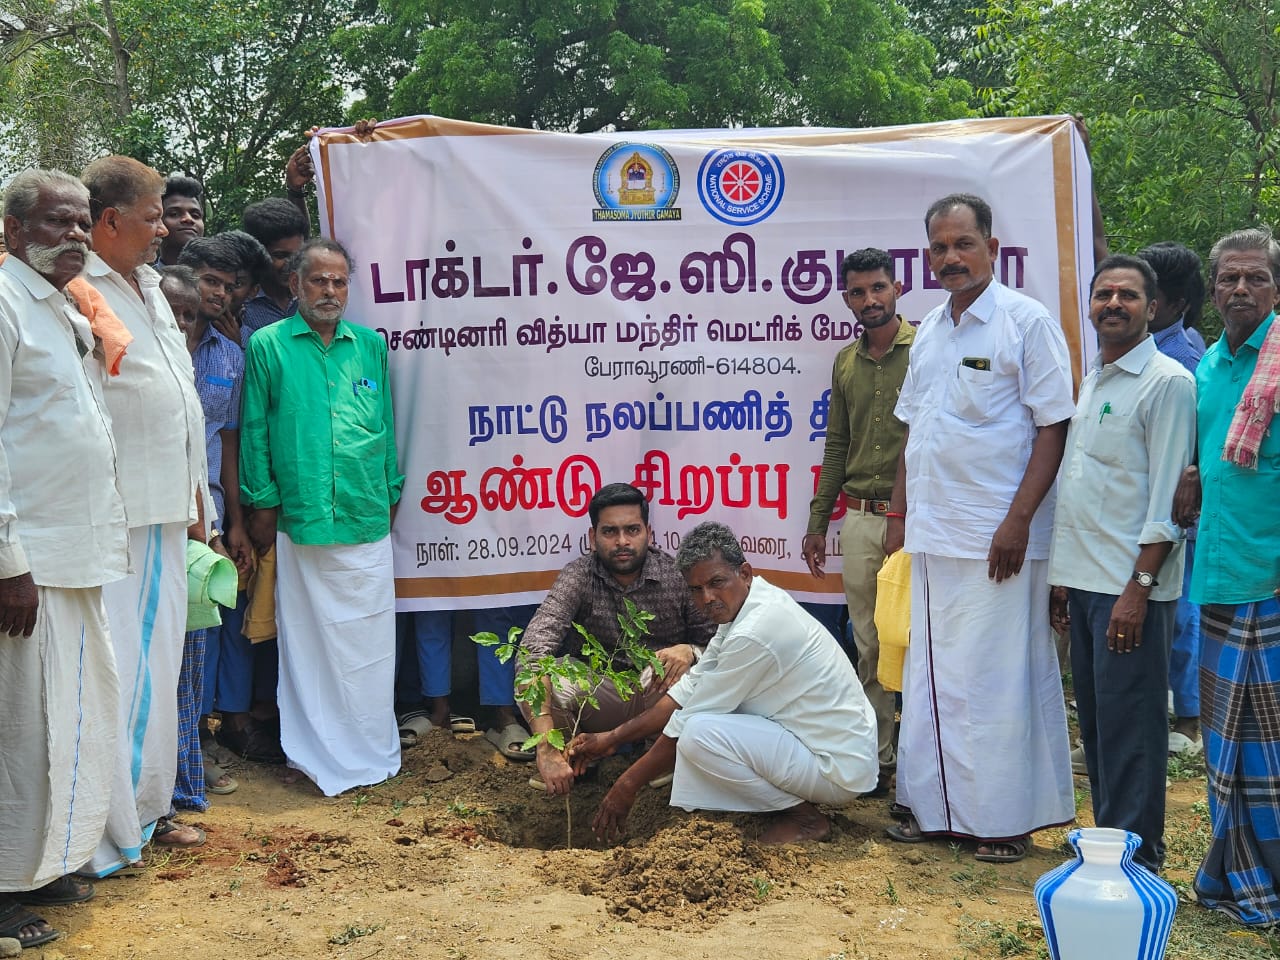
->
[884,512,906,519]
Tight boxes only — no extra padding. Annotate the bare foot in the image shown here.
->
[279,766,303,785]
[758,802,831,845]
[152,818,206,847]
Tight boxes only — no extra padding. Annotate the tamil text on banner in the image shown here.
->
[309,115,1096,610]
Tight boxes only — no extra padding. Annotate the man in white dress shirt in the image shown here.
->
[884,193,1077,863]
[1048,253,1196,873]
[0,170,129,946]
[81,156,209,872]
[569,521,878,845]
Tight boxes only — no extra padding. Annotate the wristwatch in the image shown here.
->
[1132,570,1158,588]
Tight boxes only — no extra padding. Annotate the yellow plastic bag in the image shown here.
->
[875,550,911,693]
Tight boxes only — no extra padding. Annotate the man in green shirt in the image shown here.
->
[240,237,405,796]
[802,247,915,795]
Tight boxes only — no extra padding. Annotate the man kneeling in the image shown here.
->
[569,521,878,844]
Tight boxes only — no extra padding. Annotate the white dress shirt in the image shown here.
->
[664,576,878,794]
[85,253,204,527]
[0,256,128,587]
[895,280,1077,561]
[1048,335,1196,601]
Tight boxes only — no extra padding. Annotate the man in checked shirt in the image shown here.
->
[519,483,715,795]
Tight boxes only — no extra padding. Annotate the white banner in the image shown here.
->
[310,115,1095,610]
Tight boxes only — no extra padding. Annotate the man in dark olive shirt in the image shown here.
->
[801,248,914,794]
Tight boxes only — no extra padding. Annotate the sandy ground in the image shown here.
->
[23,728,1262,960]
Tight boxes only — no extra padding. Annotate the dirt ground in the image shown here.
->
[27,728,1268,960]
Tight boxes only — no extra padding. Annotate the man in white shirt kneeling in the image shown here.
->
[569,521,879,845]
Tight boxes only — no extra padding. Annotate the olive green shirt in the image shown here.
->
[240,314,404,545]
[806,319,915,535]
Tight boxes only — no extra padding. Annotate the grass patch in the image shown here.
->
[956,916,1046,958]
[1168,751,1207,782]
[329,921,385,945]
[1163,806,1212,874]
[951,865,1000,899]
[1167,904,1279,959]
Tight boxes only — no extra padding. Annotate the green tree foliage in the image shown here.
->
[974,0,1280,263]
[1,0,348,229]
[900,0,1000,92]
[341,0,974,131]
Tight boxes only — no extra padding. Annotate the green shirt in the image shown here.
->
[807,319,915,535]
[240,314,404,546]
[1190,312,1280,604]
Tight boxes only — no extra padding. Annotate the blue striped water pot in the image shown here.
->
[1034,827,1177,960]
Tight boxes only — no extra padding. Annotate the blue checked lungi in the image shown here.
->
[173,629,208,811]
[1195,597,1280,925]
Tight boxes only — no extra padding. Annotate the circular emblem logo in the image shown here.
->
[592,143,680,211]
[696,149,785,226]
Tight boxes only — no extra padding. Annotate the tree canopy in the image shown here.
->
[2,0,1276,286]
[973,0,1280,260]
[2,0,348,228]
[339,0,973,130]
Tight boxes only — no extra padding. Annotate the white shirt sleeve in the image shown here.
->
[0,301,30,579]
[1018,310,1077,427]
[663,631,776,739]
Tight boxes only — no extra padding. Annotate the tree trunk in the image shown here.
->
[101,0,131,119]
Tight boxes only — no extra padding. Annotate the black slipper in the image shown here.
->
[0,895,60,948]
[16,875,94,906]
[885,818,928,844]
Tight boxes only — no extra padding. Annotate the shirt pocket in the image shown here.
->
[947,365,996,423]
[200,374,234,425]
[1086,414,1133,466]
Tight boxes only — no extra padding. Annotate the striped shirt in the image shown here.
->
[1153,322,1205,375]
[191,323,243,526]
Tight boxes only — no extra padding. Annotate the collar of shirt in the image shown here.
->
[590,547,663,589]
[1152,322,1189,349]
[86,252,161,291]
[1092,333,1158,377]
[194,321,240,352]
[1,254,59,303]
[282,312,356,343]
[1230,311,1277,358]
[942,278,998,327]
[853,315,916,357]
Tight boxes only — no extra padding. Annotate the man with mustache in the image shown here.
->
[802,247,915,798]
[519,483,715,795]
[569,521,878,845]
[81,156,209,871]
[239,238,404,796]
[1173,228,1280,925]
[1048,254,1196,873]
[885,193,1077,863]
[0,169,129,946]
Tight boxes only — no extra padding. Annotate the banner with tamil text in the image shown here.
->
[310,115,1096,610]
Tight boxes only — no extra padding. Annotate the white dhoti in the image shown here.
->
[671,713,867,813]
[898,554,1073,839]
[275,533,400,796]
[84,522,187,877]
[0,586,118,890]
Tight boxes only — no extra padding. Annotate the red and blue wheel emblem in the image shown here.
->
[696,149,785,226]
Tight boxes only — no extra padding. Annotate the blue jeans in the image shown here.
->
[395,607,535,708]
